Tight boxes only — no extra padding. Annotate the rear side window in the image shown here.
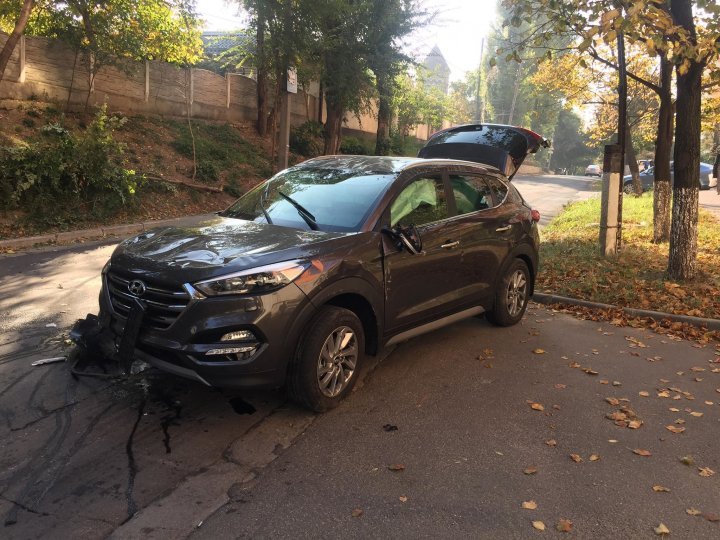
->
[450,175,493,214]
[390,176,448,227]
[487,176,509,204]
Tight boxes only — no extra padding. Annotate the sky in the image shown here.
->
[197,0,498,83]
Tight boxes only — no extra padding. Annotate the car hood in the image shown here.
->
[417,123,550,179]
[110,215,350,282]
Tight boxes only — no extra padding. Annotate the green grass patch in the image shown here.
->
[539,192,720,320]
[169,120,272,181]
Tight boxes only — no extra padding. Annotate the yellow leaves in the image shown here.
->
[532,348,546,355]
[524,466,538,475]
[654,523,670,536]
[589,454,600,462]
[556,519,573,533]
[633,448,652,457]
[665,425,685,434]
[698,467,715,477]
[530,402,545,412]
[545,439,557,447]
[652,485,670,493]
[569,454,583,463]
[690,411,703,418]
[399,496,408,503]
[605,397,620,406]
[522,500,538,510]
[532,521,546,531]
[639,391,650,397]
[686,508,702,516]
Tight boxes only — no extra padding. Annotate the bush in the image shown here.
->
[0,105,141,226]
[290,120,324,157]
[196,161,220,182]
[340,136,374,156]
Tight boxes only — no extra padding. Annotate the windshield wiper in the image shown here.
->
[278,191,320,231]
[259,184,273,225]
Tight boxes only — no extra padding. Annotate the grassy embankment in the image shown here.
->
[538,193,720,325]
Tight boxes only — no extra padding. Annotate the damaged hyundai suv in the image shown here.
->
[76,124,548,411]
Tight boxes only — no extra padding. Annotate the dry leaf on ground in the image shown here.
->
[533,348,546,354]
[589,454,600,462]
[530,402,545,411]
[399,496,408,503]
[698,467,715,477]
[388,464,405,471]
[666,425,685,434]
[351,508,363,518]
[570,454,582,463]
[545,439,557,447]
[652,485,670,492]
[686,508,701,516]
[556,519,573,532]
[654,523,670,536]
[522,500,538,510]
[633,449,652,457]
[532,521,546,531]
[524,466,538,475]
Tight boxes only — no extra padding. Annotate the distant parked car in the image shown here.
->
[585,164,602,177]
[623,162,716,193]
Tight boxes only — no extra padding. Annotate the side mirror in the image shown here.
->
[382,225,423,255]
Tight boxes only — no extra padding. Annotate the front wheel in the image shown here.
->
[287,306,364,412]
[487,259,530,327]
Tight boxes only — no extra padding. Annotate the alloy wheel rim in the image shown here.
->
[316,326,358,398]
[506,269,528,317]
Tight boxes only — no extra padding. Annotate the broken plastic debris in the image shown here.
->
[31,357,66,367]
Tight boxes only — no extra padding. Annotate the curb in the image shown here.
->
[0,214,216,250]
[533,292,720,331]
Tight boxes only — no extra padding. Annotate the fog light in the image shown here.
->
[221,330,256,341]
[206,346,256,356]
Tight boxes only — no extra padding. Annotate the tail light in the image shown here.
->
[531,209,541,222]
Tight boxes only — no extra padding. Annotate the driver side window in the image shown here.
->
[390,176,447,227]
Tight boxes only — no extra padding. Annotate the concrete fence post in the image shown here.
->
[226,73,230,108]
[144,60,149,102]
[18,35,26,83]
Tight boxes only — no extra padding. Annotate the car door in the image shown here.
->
[381,172,466,333]
[445,172,513,307]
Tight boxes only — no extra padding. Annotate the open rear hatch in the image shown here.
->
[418,123,550,179]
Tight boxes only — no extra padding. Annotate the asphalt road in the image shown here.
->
[2,174,719,539]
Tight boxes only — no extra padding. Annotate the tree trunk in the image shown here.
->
[0,0,34,82]
[324,100,343,155]
[668,0,702,281]
[375,74,391,155]
[653,56,673,243]
[255,7,268,137]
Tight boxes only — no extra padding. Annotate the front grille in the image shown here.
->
[105,271,191,330]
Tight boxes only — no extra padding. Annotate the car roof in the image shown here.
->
[298,155,501,176]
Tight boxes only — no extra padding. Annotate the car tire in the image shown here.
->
[487,259,530,327]
[287,306,364,412]
[623,182,635,194]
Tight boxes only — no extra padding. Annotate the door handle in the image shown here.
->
[495,225,512,232]
[441,241,460,249]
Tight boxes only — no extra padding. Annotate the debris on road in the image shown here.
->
[31,357,66,366]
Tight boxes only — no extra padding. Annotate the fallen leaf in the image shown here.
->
[690,411,703,417]
[545,439,557,447]
[654,523,670,536]
[524,466,538,475]
[532,348,546,354]
[584,369,599,376]
[633,448,652,457]
[639,391,650,397]
[698,467,715,477]
[530,402,545,411]
[686,508,701,516]
[669,408,680,412]
[675,419,686,425]
[627,420,643,429]
[704,513,720,522]
[657,391,670,398]
[605,397,620,406]
[600,379,610,385]
[589,454,600,462]
[690,367,705,372]
[570,453,582,463]
[399,496,408,503]
[556,519,573,532]
[608,439,618,443]
[388,464,405,471]
[612,380,622,386]
[555,383,566,389]
[680,455,695,466]
[351,508,363,518]
[569,361,581,368]
[704,401,714,406]
[532,521,546,531]
[522,500,538,510]
[666,425,685,434]
[652,485,670,492]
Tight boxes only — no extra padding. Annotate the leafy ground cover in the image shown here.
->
[538,193,720,342]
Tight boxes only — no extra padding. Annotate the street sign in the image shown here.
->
[287,67,298,94]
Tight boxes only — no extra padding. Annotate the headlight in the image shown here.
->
[193,261,307,296]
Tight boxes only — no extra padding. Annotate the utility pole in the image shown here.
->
[277,66,297,171]
[474,38,485,123]
[599,28,627,256]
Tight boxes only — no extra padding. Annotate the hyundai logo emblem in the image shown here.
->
[128,279,147,297]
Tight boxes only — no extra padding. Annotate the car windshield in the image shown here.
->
[220,167,396,232]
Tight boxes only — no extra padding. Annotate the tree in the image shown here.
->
[0,0,35,83]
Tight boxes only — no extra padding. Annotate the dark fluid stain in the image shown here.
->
[229,397,256,415]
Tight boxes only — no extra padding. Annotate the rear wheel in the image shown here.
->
[623,182,635,194]
[487,259,530,327]
[287,306,364,412]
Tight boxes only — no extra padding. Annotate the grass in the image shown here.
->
[169,120,273,182]
[538,193,720,321]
